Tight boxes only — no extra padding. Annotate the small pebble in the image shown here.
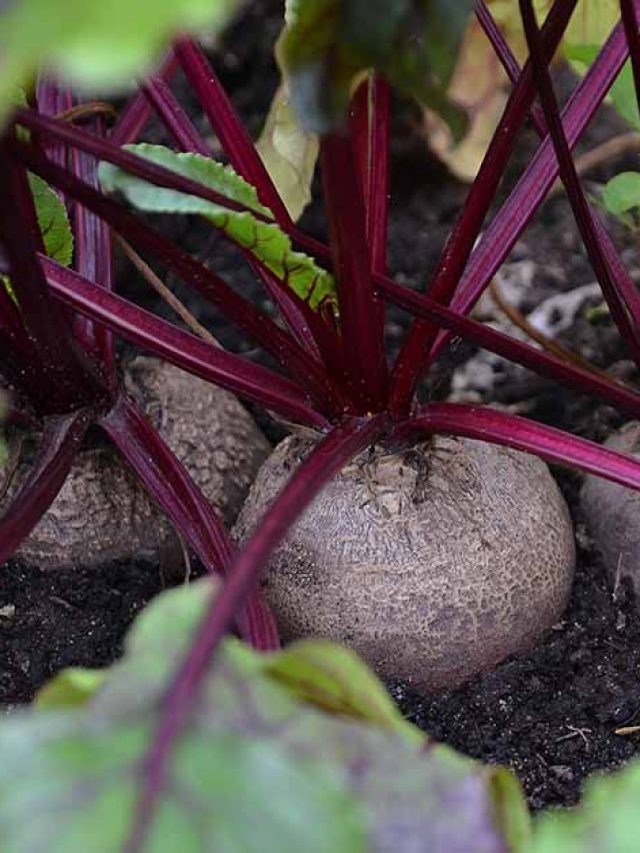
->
[0,604,16,620]
[550,765,574,783]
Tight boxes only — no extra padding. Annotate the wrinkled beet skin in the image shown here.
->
[581,421,640,599]
[235,434,576,691]
[0,357,270,568]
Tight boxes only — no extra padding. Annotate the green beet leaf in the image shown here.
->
[99,143,337,314]
[0,580,529,851]
[0,717,364,853]
[35,668,108,710]
[262,638,423,742]
[0,0,242,127]
[565,42,640,232]
[28,174,74,267]
[601,171,640,223]
[2,173,73,307]
[565,45,640,131]
[277,0,473,134]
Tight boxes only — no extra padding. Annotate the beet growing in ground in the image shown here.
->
[4,0,640,816]
[235,434,574,693]
[2,497,640,811]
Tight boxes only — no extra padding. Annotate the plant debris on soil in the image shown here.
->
[0,558,203,709]
[2,509,640,813]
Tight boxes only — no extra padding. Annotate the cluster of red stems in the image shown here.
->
[3,0,640,844]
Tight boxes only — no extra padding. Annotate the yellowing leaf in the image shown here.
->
[421,1,618,180]
[256,84,319,223]
[422,15,512,181]
[420,1,534,180]
[560,0,619,48]
[278,0,473,135]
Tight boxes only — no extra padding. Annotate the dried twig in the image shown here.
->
[54,101,118,123]
[556,725,592,749]
[489,279,632,389]
[116,236,220,347]
[549,131,640,198]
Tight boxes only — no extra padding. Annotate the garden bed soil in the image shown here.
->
[2,503,640,812]
[3,0,640,815]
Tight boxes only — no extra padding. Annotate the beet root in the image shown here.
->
[234,434,575,692]
[581,421,640,599]
[1,357,270,568]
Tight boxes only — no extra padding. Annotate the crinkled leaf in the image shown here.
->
[256,83,319,222]
[601,171,640,221]
[420,0,560,180]
[0,0,241,126]
[530,758,640,852]
[277,0,473,134]
[28,174,74,266]
[0,580,529,851]
[99,143,336,313]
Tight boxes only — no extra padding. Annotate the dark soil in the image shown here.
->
[3,0,640,817]
[0,558,205,708]
[3,484,640,814]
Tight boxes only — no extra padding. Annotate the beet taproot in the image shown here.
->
[235,434,575,691]
[0,357,269,568]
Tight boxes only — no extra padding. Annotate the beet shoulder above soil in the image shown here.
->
[235,434,575,693]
